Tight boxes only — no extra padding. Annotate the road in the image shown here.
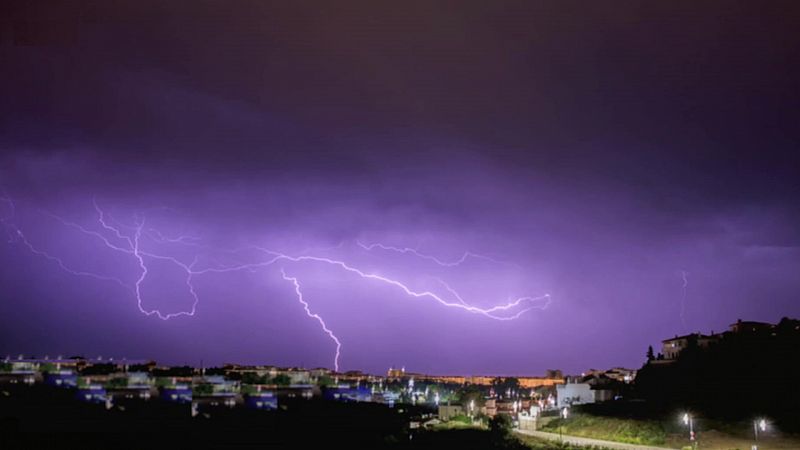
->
[514,429,679,450]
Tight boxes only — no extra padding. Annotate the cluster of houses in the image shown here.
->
[1,356,640,423]
[0,358,368,413]
[427,366,637,428]
[656,318,800,362]
[0,358,458,414]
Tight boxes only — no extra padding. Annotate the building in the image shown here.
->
[662,333,720,360]
[583,367,636,383]
[308,367,333,382]
[160,384,192,403]
[483,398,497,417]
[545,369,564,379]
[244,390,278,410]
[274,385,314,399]
[729,319,774,334]
[373,390,400,406]
[44,371,78,388]
[658,318,798,362]
[323,384,372,402]
[438,404,465,421]
[556,380,594,408]
[223,365,312,385]
[386,367,563,389]
[77,384,108,403]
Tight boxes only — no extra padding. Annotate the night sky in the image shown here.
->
[1,1,799,375]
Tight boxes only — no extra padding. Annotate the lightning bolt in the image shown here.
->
[0,194,130,288]
[680,270,688,332]
[356,240,515,267]
[281,269,342,371]
[195,247,550,321]
[146,228,203,246]
[1,195,551,370]
[190,246,549,369]
[40,199,201,320]
[435,278,551,320]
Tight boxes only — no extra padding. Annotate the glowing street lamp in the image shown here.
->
[753,418,767,450]
[682,413,696,449]
[559,406,570,443]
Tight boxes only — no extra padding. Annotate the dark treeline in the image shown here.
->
[634,318,800,431]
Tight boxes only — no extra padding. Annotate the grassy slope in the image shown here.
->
[540,413,800,450]
[541,414,667,446]
[516,433,619,450]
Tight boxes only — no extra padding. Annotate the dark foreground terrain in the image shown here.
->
[0,384,534,450]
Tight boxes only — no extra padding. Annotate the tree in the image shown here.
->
[647,345,655,361]
[272,374,291,386]
[105,377,129,389]
[489,414,513,437]
[456,385,485,409]
[204,366,226,376]
[152,365,194,377]
[317,375,334,387]
[39,362,57,373]
[241,372,269,385]
[193,383,214,396]
[489,415,527,449]
[127,364,152,373]
[491,377,521,397]
[80,363,117,375]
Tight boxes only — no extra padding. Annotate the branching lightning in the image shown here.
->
[1,195,130,289]
[435,278,551,320]
[40,200,201,320]
[356,240,514,267]
[1,194,551,370]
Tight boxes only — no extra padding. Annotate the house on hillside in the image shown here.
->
[662,333,720,360]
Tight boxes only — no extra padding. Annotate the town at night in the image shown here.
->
[1,1,799,449]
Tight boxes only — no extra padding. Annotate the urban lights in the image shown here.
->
[753,418,767,450]
[681,413,697,450]
[559,406,570,443]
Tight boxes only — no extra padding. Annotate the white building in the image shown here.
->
[556,381,594,408]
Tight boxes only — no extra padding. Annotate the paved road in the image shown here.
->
[514,429,679,450]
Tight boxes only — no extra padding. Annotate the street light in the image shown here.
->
[682,413,696,450]
[559,406,569,444]
[753,418,767,450]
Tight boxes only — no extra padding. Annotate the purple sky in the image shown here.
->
[1,1,799,375]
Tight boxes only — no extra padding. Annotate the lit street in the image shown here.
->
[515,429,677,450]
